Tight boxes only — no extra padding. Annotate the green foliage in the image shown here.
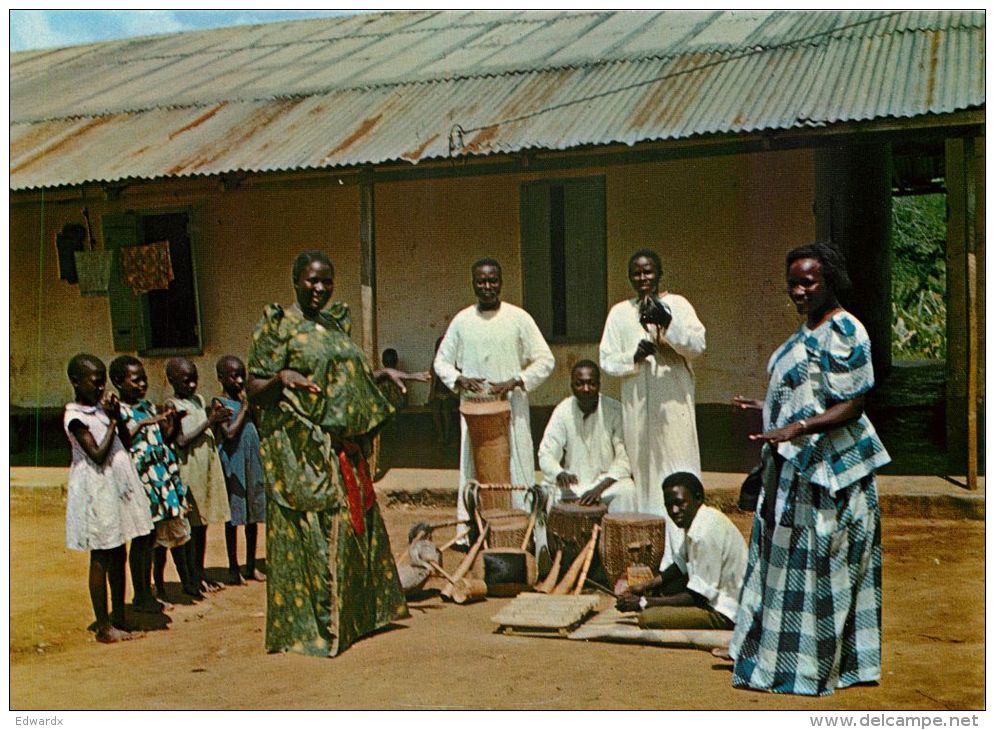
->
[891,194,947,360]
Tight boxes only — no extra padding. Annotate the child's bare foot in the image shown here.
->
[202,579,224,593]
[96,625,145,643]
[711,646,733,661]
[245,568,266,582]
[133,597,165,614]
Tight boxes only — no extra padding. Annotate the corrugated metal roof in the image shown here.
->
[9,10,985,190]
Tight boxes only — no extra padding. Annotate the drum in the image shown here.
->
[598,512,666,585]
[484,508,530,549]
[547,501,608,574]
[461,396,512,512]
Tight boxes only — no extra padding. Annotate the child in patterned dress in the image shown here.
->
[64,353,153,643]
[109,355,200,604]
[213,356,266,585]
[165,357,232,593]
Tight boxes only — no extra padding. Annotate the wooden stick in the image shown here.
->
[535,550,562,593]
[439,527,472,553]
[553,535,595,595]
[441,527,488,601]
[428,561,456,584]
[519,509,538,551]
[573,524,601,595]
[446,525,488,582]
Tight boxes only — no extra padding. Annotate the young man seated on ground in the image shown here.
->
[616,471,747,630]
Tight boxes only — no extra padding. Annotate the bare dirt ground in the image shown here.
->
[10,488,984,711]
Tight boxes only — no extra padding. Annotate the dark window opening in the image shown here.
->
[521,176,607,343]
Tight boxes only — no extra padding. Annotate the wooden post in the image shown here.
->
[963,138,978,491]
[359,167,377,363]
[945,138,981,489]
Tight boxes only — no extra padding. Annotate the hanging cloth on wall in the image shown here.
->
[120,240,175,295]
[74,250,114,296]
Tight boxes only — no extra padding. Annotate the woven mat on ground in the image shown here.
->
[568,606,732,651]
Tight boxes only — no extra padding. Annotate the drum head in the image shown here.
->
[459,398,511,416]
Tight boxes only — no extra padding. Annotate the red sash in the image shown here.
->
[338,441,377,536]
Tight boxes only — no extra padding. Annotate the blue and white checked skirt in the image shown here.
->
[729,470,882,696]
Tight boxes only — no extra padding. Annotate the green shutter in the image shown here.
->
[520,182,554,337]
[563,177,607,341]
[101,212,149,352]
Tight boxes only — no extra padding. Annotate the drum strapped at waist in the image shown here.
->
[460,393,512,489]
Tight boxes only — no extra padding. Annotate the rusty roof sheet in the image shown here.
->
[9,10,985,190]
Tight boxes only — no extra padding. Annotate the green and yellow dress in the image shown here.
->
[248,302,409,657]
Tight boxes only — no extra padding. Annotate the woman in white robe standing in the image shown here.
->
[599,249,706,516]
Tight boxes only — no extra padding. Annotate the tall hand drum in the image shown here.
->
[461,396,512,512]
[598,512,666,586]
[547,501,608,577]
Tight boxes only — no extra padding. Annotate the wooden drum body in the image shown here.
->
[598,512,666,585]
[484,508,530,549]
[547,502,608,575]
[461,397,512,512]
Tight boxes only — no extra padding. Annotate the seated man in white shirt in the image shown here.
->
[538,360,637,511]
[616,471,747,630]
[535,360,636,562]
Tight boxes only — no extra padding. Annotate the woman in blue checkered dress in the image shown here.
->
[729,243,890,696]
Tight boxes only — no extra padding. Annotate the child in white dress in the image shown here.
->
[64,353,153,643]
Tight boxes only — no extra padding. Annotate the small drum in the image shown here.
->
[484,508,530,549]
[547,501,608,573]
[599,512,666,585]
[461,396,512,512]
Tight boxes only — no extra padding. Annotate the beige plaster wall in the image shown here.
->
[11,148,815,410]
[376,148,816,407]
[10,177,361,408]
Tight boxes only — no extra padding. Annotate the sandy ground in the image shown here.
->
[9,488,984,711]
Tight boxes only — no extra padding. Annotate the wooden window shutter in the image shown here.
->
[101,212,149,352]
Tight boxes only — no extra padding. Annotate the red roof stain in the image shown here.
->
[926,30,940,109]
[732,110,746,127]
[169,103,227,141]
[322,113,384,162]
[647,53,715,129]
[167,98,306,175]
[463,124,499,154]
[401,132,441,161]
[11,116,114,175]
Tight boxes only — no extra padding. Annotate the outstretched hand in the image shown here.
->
[615,591,642,612]
[456,376,487,394]
[633,339,658,363]
[207,401,233,425]
[732,395,764,411]
[280,369,322,395]
[102,393,121,421]
[489,378,523,398]
[749,422,805,444]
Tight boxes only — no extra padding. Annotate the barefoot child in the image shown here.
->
[64,353,153,642]
[213,356,266,584]
[109,355,199,605]
[165,357,231,593]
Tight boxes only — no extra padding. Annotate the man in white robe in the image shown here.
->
[536,359,636,559]
[434,258,555,541]
[538,360,636,510]
[599,249,706,516]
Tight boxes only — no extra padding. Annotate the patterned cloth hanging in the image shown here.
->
[120,240,174,295]
[74,250,114,296]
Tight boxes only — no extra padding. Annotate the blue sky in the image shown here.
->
[9,10,364,52]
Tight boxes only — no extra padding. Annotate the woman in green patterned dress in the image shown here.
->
[247,250,422,657]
